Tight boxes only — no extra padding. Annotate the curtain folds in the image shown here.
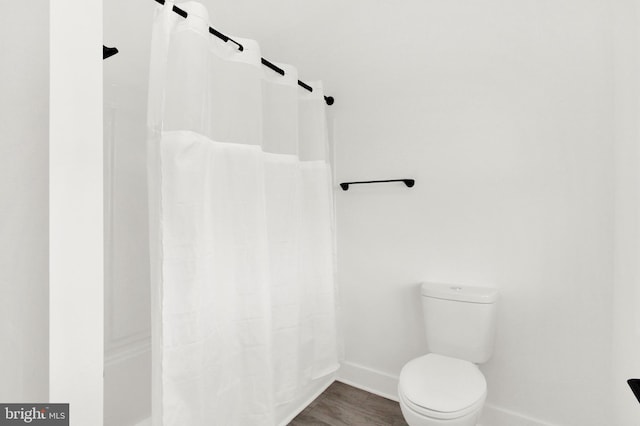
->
[147,2,338,425]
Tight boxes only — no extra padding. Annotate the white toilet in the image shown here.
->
[398,282,498,426]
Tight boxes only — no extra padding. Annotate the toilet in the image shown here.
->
[398,282,498,426]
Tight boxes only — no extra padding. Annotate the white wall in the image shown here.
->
[330,1,615,425]
[103,2,158,424]
[50,0,103,423]
[1,5,104,422]
[0,1,49,402]
[612,0,640,424]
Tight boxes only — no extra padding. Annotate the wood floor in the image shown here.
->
[289,382,408,426]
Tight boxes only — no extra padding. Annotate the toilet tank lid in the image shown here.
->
[421,282,498,304]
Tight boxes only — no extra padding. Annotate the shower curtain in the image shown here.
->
[146,2,338,425]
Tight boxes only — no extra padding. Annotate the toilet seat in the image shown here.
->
[399,386,485,420]
[398,353,487,420]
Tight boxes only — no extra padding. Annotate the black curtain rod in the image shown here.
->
[154,0,334,106]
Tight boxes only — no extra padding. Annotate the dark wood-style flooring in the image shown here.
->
[289,381,408,426]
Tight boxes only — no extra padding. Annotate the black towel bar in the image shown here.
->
[339,179,415,191]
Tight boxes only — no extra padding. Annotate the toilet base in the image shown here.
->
[398,391,483,426]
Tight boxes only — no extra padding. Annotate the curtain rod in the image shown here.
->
[154,0,335,106]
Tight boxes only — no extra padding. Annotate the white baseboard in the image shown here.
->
[127,360,557,426]
[337,361,557,426]
[480,404,558,426]
[337,361,400,401]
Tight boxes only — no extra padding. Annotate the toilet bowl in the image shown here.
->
[397,283,498,426]
[398,354,486,426]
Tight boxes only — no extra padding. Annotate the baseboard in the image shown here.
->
[337,361,557,426]
[480,404,558,426]
[336,361,400,402]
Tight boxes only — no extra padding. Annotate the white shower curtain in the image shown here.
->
[146,2,338,425]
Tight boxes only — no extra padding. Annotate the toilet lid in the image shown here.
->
[399,353,486,413]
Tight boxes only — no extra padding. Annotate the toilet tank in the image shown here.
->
[421,282,498,364]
